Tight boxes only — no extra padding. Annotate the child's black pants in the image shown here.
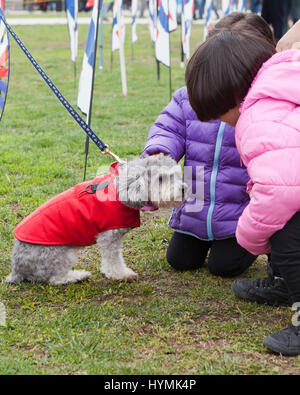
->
[271,211,300,303]
[166,231,256,278]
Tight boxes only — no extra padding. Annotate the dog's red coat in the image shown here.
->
[14,162,140,246]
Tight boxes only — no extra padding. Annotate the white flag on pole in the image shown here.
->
[112,0,127,95]
[112,0,126,51]
[237,0,246,11]
[148,0,157,42]
[66,0,78,62]
[204,0,213,40]
[77,0,100,116]
[168,0,177,32]
[222,0,230,15]
[181,0,193,60]
[155,0,170,67]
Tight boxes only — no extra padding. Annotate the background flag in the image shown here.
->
[0,13,9,121]
[111,0,127,95]
[204,0,213,39]
[237,0,246,11]
[222,0,229,15]
[77,0,101,116]
[131,0,138,43]
[222,0,234,15]
[77,0,102,180]
[155,0,170,67]
[66,0,78,63]
[168,0,177,32]
[181,0,194,61]
[148,0,157,42]
[112,0,125,51]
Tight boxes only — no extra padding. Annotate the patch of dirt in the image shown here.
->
[9,202,23,219]
[140,208,172,223]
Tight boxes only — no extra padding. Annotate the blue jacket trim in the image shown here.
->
[206,122,226,240]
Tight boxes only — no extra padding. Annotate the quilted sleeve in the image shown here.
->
[142,88,187,162]
[236,121,300,255]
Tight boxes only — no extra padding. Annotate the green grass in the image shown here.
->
[0,21,299,375]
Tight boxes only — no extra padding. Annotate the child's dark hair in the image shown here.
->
[207,12,275,47]
[185,31,276,122]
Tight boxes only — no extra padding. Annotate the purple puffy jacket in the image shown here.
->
[142,87,250,240]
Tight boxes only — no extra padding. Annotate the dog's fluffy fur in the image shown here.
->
[6,154,185,285]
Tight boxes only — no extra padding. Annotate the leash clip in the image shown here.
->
[102,145,126,165]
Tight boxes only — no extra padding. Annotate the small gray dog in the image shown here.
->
[6,154,185,285]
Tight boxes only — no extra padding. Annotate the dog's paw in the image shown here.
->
[5,273,22,283]
[49,270,91,285]
[5,274,13,283]
[119,268,138,281]
[102,266,138,281]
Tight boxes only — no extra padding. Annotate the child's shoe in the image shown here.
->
[263,325,300,356]
[231,264,292,306]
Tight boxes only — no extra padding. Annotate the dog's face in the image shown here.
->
[118,154,186,209]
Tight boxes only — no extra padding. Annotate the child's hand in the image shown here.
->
[277,40,300,51]
[277,20,300,52]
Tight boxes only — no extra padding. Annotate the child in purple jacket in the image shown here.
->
[142,12,276,277]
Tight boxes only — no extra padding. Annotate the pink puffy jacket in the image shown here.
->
[235,50,300,256]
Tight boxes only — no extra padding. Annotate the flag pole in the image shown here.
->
[110,16,114,72]
[131,0,136,61]
[99,4,104,69]
[156,59,160,80]
[74,60,77,88]
[156,0,160,80]
[169,63,172,100]
[110,50,113,72]
[131,40,134,60]
[169,66,172,100]
[180,42,184,68]
[83,0,102,181]
[180,4,184,69]
[116,0,127,96]
[65,0,78,89]
[168,0,172,100]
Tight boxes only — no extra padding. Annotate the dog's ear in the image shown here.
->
[118,163,148,208]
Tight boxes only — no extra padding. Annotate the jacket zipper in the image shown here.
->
[206,122,226,240]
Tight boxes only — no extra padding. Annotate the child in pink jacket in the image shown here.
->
[185,20,300,355]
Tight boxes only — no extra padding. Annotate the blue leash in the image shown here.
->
[0,10,124,163]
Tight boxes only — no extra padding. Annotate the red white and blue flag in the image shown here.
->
[237,0,246,11]
[155,0,170,67]
[222,0,235,15]
[131,0,138,43]
[0,11,9,121]
[77,0,101,116]
[181,0,194,60]
[148,0,157,42]
[168,0,177,32]
[112,0,125,52]
[66,0,78,63]
[204,0,213,39]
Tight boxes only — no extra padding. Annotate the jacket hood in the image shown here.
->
[240,50,300,113]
